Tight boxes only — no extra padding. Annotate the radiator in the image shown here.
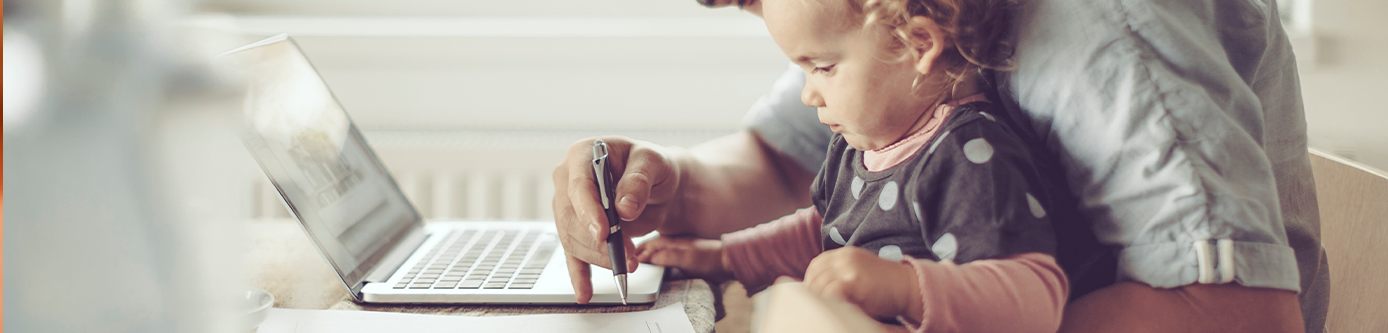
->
[252,169,553,221]
[249,129,730,222]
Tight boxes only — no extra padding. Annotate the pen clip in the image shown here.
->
[592,140,612,210]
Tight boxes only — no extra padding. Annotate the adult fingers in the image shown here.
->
[565,253,594,304]
[614,145,678,223]
[551,175,609,268]
[553,140,609,267]
[564,156,608,245]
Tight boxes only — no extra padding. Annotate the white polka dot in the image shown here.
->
[979,112,996,122]
[878,181,899,211]
[963,138,994,164]
[932,233,958,261]
[1026,193,1046,218]
[851,176,865,200]
[878,245,903,261]
[912,201,923,221]
[829,226,848,245]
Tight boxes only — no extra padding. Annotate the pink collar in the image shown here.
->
[863,94,987,172]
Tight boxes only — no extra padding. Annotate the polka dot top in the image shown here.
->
[812,101,1059,264]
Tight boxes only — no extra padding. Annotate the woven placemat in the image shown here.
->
[328,279,716,333]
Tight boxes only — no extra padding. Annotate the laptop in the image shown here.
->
[223,34,663,304]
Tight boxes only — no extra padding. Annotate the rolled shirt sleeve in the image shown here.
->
[1000,0,1302,291]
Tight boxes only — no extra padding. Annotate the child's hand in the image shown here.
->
[803,246,923,321]
[635,236,734,281]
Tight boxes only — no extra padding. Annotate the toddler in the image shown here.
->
[637,0,1074,331]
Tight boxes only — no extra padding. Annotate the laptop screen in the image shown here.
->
[226,35,422,287]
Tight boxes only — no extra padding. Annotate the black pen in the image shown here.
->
[591,140,628,305]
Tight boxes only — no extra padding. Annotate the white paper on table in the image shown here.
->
[256,302,696,333]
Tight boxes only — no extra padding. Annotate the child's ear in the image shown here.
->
[905,16,949,75]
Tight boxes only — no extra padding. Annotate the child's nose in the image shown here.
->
[801,83,826,108]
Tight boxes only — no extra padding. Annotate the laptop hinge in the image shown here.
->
[349,281,368,302]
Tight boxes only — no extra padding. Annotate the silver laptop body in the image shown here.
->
[225,34,662,304]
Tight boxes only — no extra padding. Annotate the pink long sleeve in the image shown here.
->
[721,207,823,295]
[902,252,1069,333]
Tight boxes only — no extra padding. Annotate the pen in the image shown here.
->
[591,140,628,305]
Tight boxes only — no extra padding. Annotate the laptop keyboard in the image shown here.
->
[392,228,559,290]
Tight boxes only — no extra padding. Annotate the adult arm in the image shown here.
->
[1001,0,1314,331]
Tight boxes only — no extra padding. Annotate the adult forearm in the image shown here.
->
[1059,282,1304,333]
[659,130,815,238]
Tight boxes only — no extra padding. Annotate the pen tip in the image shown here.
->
[615,274,628,305]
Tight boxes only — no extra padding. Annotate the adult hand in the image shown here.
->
[552,136,683,303]
[802,246,923,321]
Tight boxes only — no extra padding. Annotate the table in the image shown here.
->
[246,219,717,333]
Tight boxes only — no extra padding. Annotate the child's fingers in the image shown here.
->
[634,237,665,262]
[645,247,684,267]
[635,236,684,262]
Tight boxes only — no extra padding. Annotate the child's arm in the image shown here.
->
[635,207,823,293]
[899,252,1067,333]
[801,249,1066,333]
[721,207,823,294]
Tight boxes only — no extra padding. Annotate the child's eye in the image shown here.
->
[810,65,835,75]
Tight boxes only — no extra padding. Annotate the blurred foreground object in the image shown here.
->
[4,0,250,332]
[758,279,887,333]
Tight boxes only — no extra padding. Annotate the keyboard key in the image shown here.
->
[434,282,458,289]
[509,283,534,289]
[484,283,507,289]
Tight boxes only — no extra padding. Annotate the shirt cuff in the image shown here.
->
[1118,239,1301,292]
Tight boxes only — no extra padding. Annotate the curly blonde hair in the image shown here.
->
[855,0,1018,79]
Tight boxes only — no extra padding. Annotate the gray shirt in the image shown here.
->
[743,0,1327,331]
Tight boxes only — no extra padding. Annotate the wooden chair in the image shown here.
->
[1310,149,1388,333]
